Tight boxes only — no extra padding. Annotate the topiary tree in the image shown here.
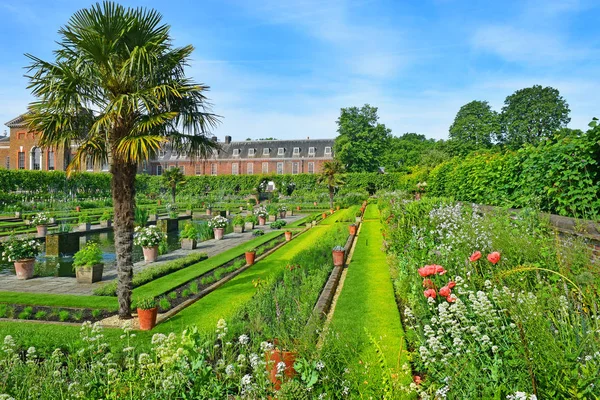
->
[318,160,345,209]
[162,167,186,204]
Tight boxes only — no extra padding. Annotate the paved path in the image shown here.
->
[0,214,304,296]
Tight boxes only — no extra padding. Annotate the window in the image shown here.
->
[17,132,24,140]
[308,162,314,174]
[5,156,9,169]
[158,149,166,158]
[232,149,240,157]
[247,163,253,175]
[18,152,25,169]
[292,162,299,174]
[171,151,178,159]
[262,162,268,174]
[308,147,316,156]
[195,164,202,175]
[293,147,300,156]
[169,164,176,170]
[101,159,109,171]
[48,151,55,170]
[212,149,219,157]
[179,166,185,174]
[86,156,94,171]
[262,148,269,156]
[31,147,41,170]
[324,147,332,155]
[277,162,283,174]
[248,148,255,157]
[277,148,285,156]
[232,163,239,175]
[156,165,163,175]
[211,163,217,176]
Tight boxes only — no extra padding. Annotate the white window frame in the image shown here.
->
[277,162,284,174]
[156,165,163,175]
[308,162,314,174]
[18,152,25,170]
[48,151,55,171]
[232,149,240,157]
[232,163,239,175]
[247,163,253,175]
[101,159,109,171]
[262,148,269,156]
[324,147,332,155]
[308,147,316,156]
[292,162,299,175]
[262,162,268,174]
[195,164,202,175]
[179,165,185,174]
[171,150,178,159]
[158,149,166,158]
[211,163,217,176]
[86,156,94,171]
[277,147,285,156]
[293,147,300,156]
[248,148,255,157]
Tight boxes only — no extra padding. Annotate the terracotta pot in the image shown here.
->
[296,206,301,211]
[245,251,256,266]
[336,205,340,210]
[213,228,224,240]
[330,209,334,215]
[142,246,158,262]
[36,225,47,237]
[206,208,212,215]
[258,216,266,226]
[75,206,81,212]
[285,231,292,241]
[313,202,317,206]
[137,307,158,331]
[349,225,357,235]
[14,259,35,280]
[321,213,327,219]
[332,250,345,267]
[266,349,297,390]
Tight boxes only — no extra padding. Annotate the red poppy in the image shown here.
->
[447,295,457,303]
[418,265,434,277]
[487,251,501,265]
[413,375,422,385]
[423,288,437,298]
[422,279,434,288]
[447,281,456,289]
[439,286,451,297]
[469,251,482,262]
[434,265,447,275]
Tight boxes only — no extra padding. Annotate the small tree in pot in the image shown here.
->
[134,225,165,262]
[179,221,198,250]
[208,215,228,240]
[99,210,112,228]
[232,215,245,233]
[30,212,51,237]
[78,214,92,231]
[1,236,42,280]
[73,241,104,283]
[136,297,158,331]
[244,214,257,231]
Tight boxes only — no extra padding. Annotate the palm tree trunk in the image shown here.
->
[171,185,176,204]
[329,185,334,209]
[112,160,137,319]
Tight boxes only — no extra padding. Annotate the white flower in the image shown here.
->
[238,334,249,345]
[276,361,286,374]
[316,360,325,371]
[241,374,252,386]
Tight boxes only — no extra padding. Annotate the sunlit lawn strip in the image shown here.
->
[329,217,411,382]
[0,291,118,310]
[363,203,380,220]
[132,231,284,299]
[155,224,335,333]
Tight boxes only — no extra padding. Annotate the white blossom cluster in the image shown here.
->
[133,225,165,247]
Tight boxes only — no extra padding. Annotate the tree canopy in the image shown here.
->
[448,100,498,155]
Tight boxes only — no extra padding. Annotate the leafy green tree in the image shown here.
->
[317,160,345,209]
[334,104,391,172]
[499,85,571,148]
[381,133,439,172]
[448,100,498,155]
[162,167,186,204]
[25,2,219,318]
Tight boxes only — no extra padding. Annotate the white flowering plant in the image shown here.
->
[208,216,228,229]
[254,207,268,218]
[133,225,165,247]
[1,236,42,262]
[29,212,51,226]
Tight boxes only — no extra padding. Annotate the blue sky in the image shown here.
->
[1,0,599,140]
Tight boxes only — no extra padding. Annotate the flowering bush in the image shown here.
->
[29,212,51,226]
[208,215,228,229]
[133,225,165,247]
[1,236,42,262]
[254,207,268,218]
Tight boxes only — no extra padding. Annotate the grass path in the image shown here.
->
[155,224,335,333]
[328,204,411,382]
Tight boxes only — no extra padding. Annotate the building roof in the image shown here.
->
[5,114,28,128]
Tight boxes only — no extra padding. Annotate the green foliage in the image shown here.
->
[78,214,91,224]
[380,133,447,172]
[136,297,156,310]
[270,220,287,229]
[134,207,149,227]
[162,167,187,203]
[448,100,498,155]
[252,229,264,236]
[232,215,245,226]
[99,210,112,221]
[179,221,198,240]
[72,242,103,268]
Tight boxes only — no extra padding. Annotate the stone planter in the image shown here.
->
[268,215,277,222]
[36,225,47,237]
[185,209,193,216]
[100,220,112,228]
[181,238,197,250]
[137,307,158,331]
[14,259,35,280]
[266,349,297,391]
[355,216,362,223]
[332,250,345,267]
[311,220,317,227]
[284,231,292,241]
[305,223,311,228]
[79,222,91,231]
[258,216,266,226]
[239,206,244,212]
[244,222,254,231]
[245,251,256,266]
[226,210,231,217]
[206,208,212,215]
[233,225,244,233]
[349,225,357,235]
[14,211,21,218]
[142,246,159,262]
[148,214,159,222]
[213,228,225,240]
[76,263,104,284]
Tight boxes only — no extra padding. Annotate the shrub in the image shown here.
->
[73,242,103,268]
[232,215,245,226]
[270,220,287,229]
[136,298,156,310]
[133,225,165,247]
[252,229,264,236]
[179,221,198,240]
[58,310,70,322]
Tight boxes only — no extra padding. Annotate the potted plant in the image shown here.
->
[208,215,228,240]
[73,241,104,283]
[278,205,287,219]
[166,203,178,219]
[321,212,327,219]
[255,207,268,226]
[99,210,112,228]
[233,215,245,233]
[284,231,292,241]
[332,245,345,267]
[75,205,81,212]
[78,214,92,231]
[330,208,334,215]
[134,225,165,262]
[136,297,158,331]
[296,205,301,211]
[265,346,298,390]
[30,212,51,237]
[244,214,257,231]
[149,207,159,221]
[336,205,341,211]
[268,209,278,223]
[185,203,194,216]
[348,223,357,235]
[245,248,257,266]
[271,220,287,229]
[206,203,212,216]
[1,236,42,280]
[179,221,198,250]
[355,210,362,223]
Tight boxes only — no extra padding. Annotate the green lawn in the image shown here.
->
[363,203,380,220]
[0,291,118,309]
[155,224,335,333]
[328,207,410,382]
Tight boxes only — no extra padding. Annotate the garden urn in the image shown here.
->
[285,231,292,241]
[332,249,345,267]
[245,251,256,266]
[213,228,225,240]
[322,213,327,219]
[258,216,266,226]
[266,349,297,390]
[181,238,197,250]
[14,259,35,280]
[137,307,158,331]
[142,246,159,262]
[36,225,47,237]
[348,224,357,235]
[76,264,104,284]
[206,208,212,216]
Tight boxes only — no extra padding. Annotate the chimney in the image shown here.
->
[211,136,218,142]
[224,135,232,144]
[307,136,310,140]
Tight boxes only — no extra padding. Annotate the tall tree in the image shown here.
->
[380,133,439,172]
[162,167,186,204]
[334,104,391,172]
[448,100,498,155]
[25,2,219,318]
[317,159,345,209]
[499,85,570,148]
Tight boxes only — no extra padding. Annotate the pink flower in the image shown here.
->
[439,286,451,298]
[487,251,501,265]
[469,251,482,262]
[447,281,456,289]
[424,288,437,299]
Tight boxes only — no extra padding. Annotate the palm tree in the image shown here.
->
[318,160,345,209]
[25,2,219,318]
[162,167,186,204]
